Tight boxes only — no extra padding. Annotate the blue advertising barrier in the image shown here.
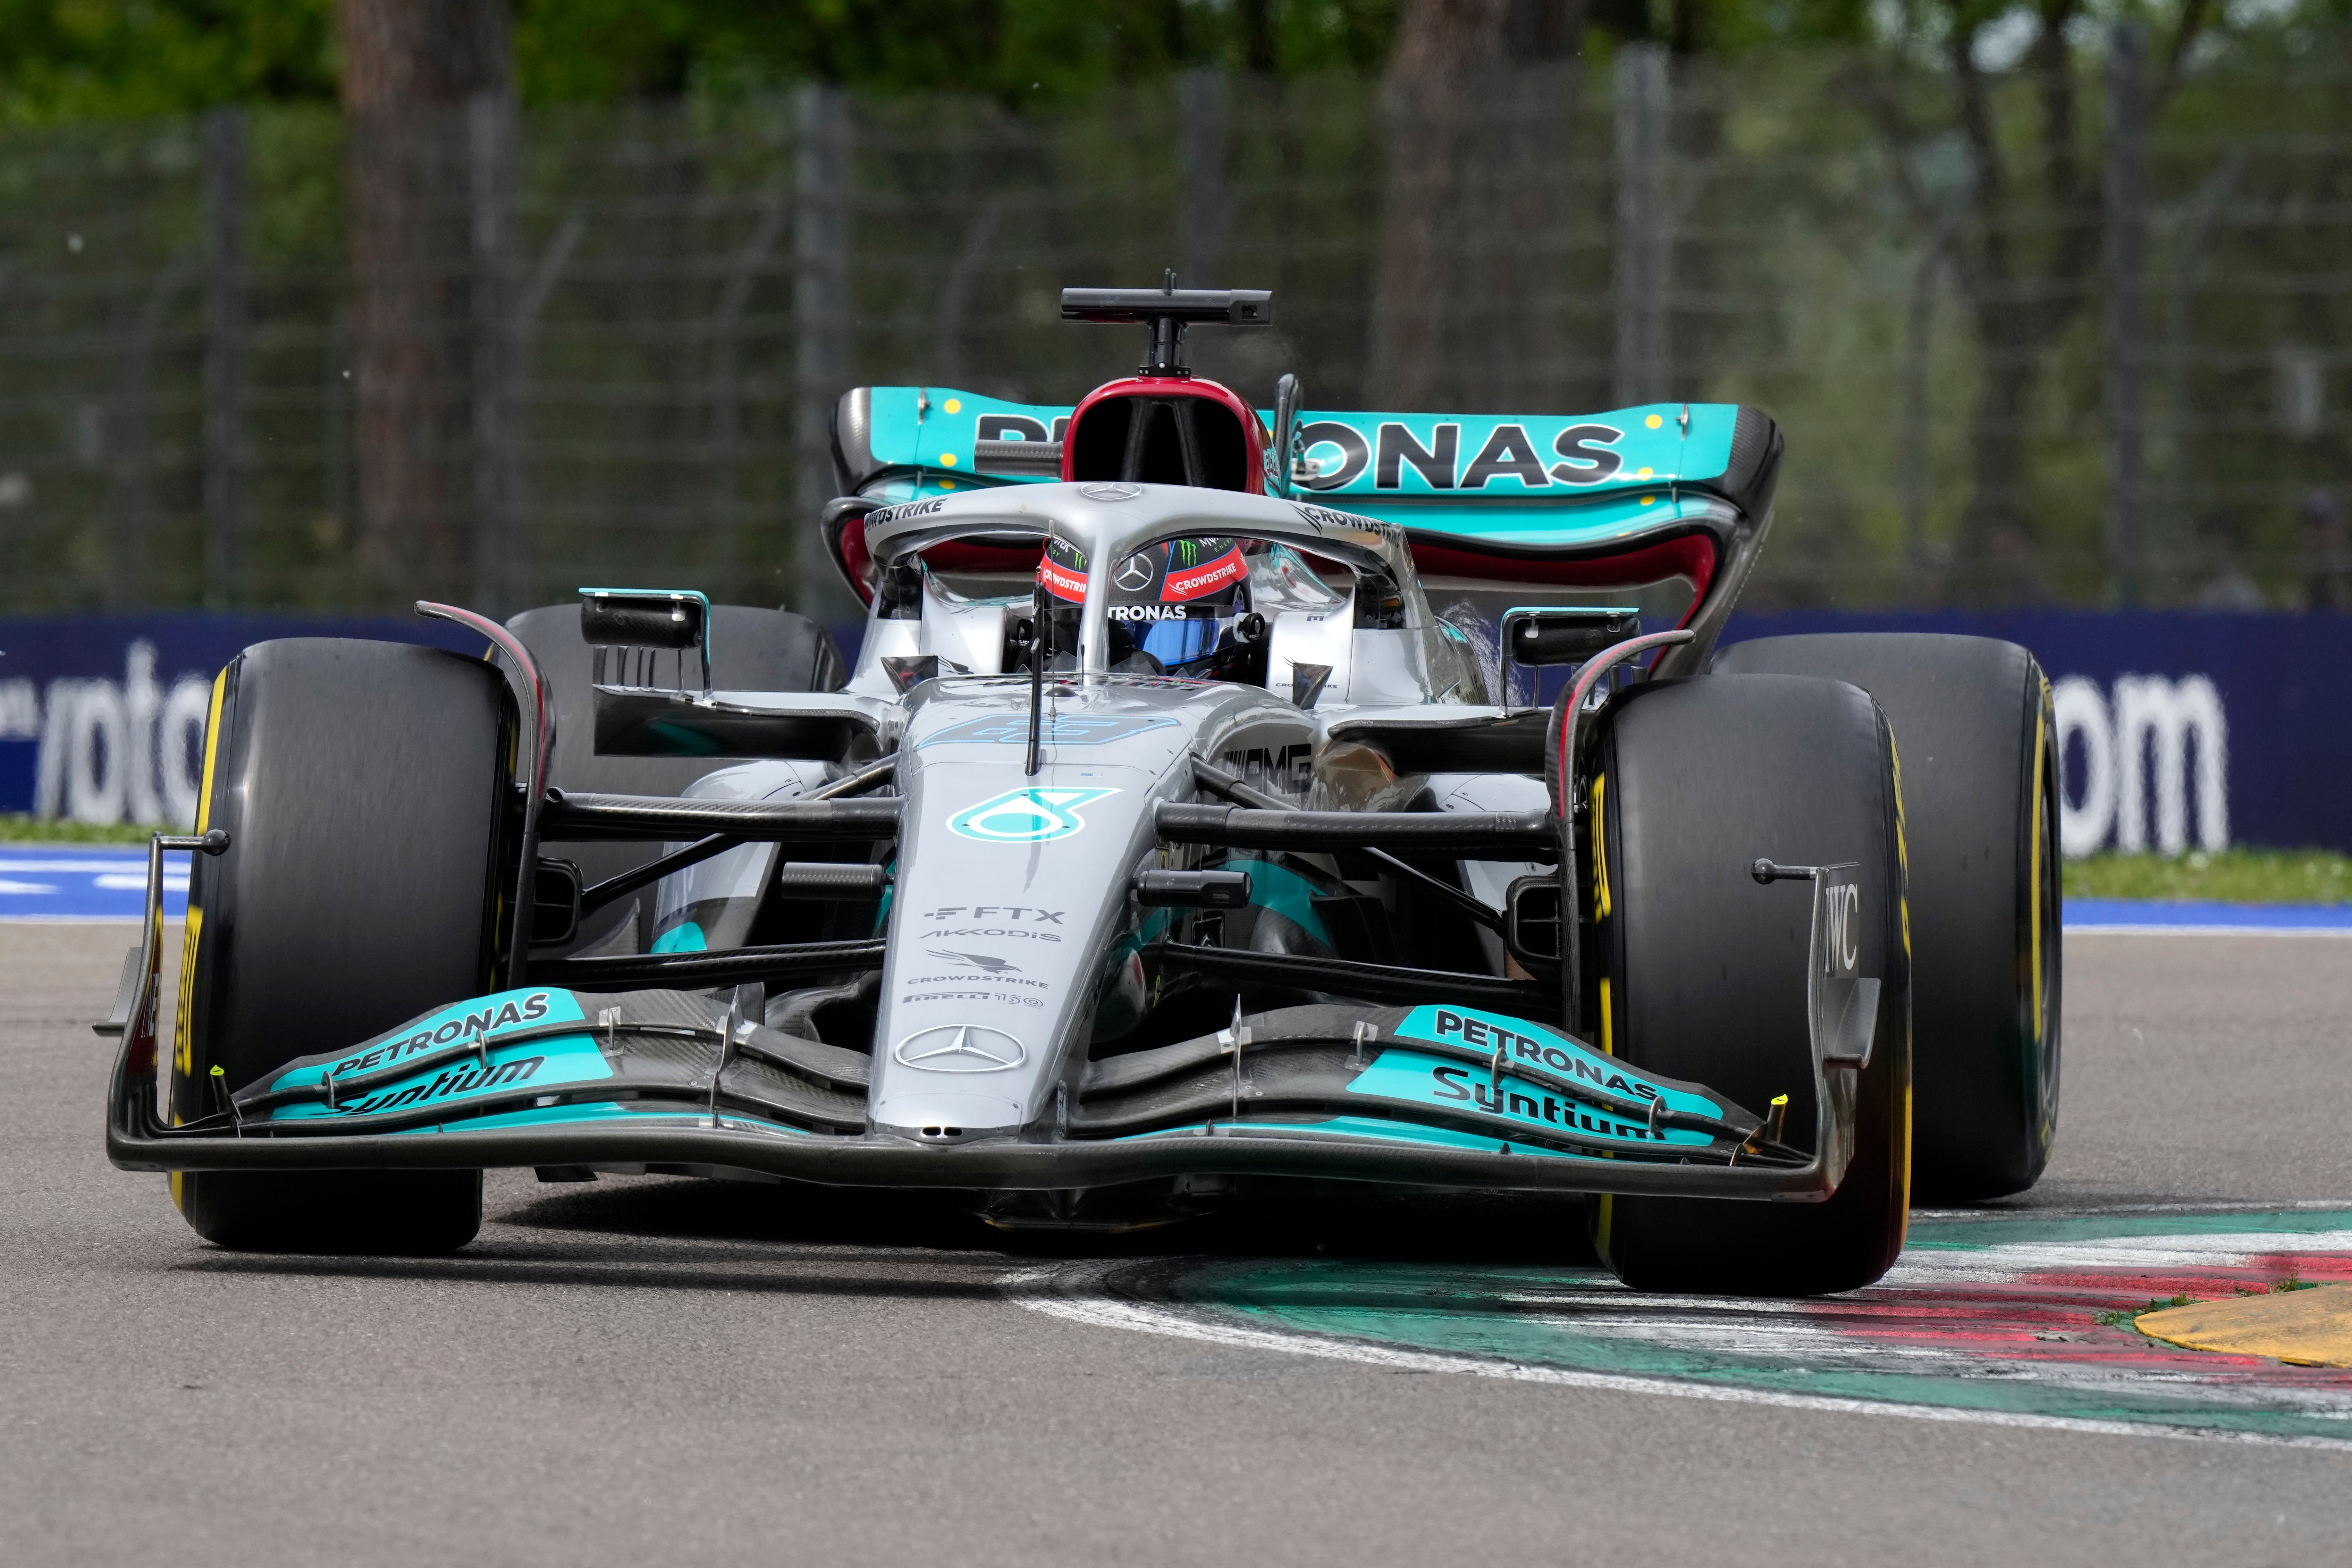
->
[1718,612,2351,857]
[0,614,484,826]
[3,609,2345,854]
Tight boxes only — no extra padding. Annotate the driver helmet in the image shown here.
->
[1039,535,1249,670]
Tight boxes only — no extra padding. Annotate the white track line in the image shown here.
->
[1002,1261,2352,1453]
[1912,1200,2352,1218]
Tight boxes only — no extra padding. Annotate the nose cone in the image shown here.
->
[871,691,1195,1140]
[873,1018,1028,1138]
[870,1089,1028,1143]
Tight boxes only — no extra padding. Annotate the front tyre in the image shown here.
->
[1714,634,2059,1201]
[1588,675,1912,1296]
[170,639,514,1254]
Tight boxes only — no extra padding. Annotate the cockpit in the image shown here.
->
[829,280,1487,707]
[846,482,1479,709]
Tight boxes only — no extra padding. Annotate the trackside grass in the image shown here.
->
[2064,850,2352,905]
[0,815,175,844]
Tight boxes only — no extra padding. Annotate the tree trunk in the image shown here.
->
[1929,15,2101,606]
[1370,0,1585,410]
[339,0,513,607]
[1949,332,2056,605]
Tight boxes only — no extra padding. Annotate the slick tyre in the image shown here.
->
[505,604,845,954]
[170,640,513,1254]
[1588,675,1912,1296]
[1713,634,2058,1201]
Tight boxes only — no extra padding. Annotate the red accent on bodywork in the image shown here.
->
[1408,531,1717,602]
[835,515,876,605]
[1039,555,1088,603]
[1417,530,1718,694]
[1063,375,1269,493]
[1162,544,1247,600]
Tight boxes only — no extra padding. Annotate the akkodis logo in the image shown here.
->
[948,787,1117,843]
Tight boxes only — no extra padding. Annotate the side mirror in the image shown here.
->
[1500,607,1643,668]
[580,588,711,693]
[1134,869,1254,909]
[1272,373,1303,499]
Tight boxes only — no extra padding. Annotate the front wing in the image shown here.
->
[101,837,1876,1204]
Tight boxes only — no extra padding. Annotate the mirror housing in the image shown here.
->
[579,588,712,693]
[1501,606,1643,668]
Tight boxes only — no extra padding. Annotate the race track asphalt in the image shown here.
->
[4,922,2348,1566]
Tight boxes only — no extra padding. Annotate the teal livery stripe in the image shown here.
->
[264,987,608,1122]
[388,1101,816,1136]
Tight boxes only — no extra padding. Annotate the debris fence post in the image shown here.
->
[713,196,789,601]
[200,106,248,610]
[794,85,854,614]
[1613,43,1671,409]
[2102,22,2152,608]
[1178,66,1232,288]
[469,90,519,612]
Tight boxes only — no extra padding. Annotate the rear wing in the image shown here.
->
[828,387,1784,674]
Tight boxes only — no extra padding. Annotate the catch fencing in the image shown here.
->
[0,32,2348,619]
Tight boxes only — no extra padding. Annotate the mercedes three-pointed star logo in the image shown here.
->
[892,1024,1027,1073]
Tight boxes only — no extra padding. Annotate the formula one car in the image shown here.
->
[101,283,2061,1295]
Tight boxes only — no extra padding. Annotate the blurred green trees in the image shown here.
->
[0,0,339,121]
[0,0,1941,121]
[0,0,1409,119]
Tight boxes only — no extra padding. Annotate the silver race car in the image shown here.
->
[101,284,2060,1295]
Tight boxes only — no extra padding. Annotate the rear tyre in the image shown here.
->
[505,603,845,954]
[1588,675,1912,1296]
[171,640,513,1254]
[1713,633,2059,1201]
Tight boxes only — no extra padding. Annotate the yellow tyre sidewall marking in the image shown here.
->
[169,668,228,1215]
[1888,725,1913,1243]
[1590,771,1613,1259]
